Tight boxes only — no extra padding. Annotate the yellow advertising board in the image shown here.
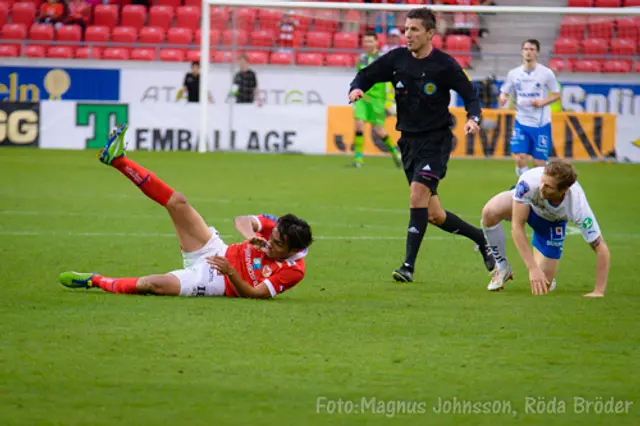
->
[326,107,616,160]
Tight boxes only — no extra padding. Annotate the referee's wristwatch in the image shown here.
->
[470,116,481,124]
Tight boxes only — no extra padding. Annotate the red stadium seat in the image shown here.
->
[568,0,593,5]
[446,35,471,66]
[594,0,620,6]
[548,58,573,72]
[157,0,180,8]
[305,31,332,50]
[75,46,102,59]
[148,6,174,31]
[112,26,138,44]
[103,47,130,60]
[47,45,73,58]
[625,0,640,5]
[587,17,614,39]
[611,38,636,57]
[29,23,54,45]
[56,25,82,48]
[210,7,229,30]
[560,16,587,39]
[0,3,9,28]
[11,2,36,27]
[167,27,193,49]
[24,44,45,57]
[297,52,323,66]
[235,7,257,31]
[635,62,640,72]
[342,10,362,32]
[325,53,352,67]
[2,23,27,40]
[94,5,119,29]
[554,37,580,55]
[194,29,220,46]
[313,9,339,33]
[333,32,358,50]
[160,48,185,62]
[213,50,235,63]
[139,27,165,44]
[581,38,608,56]
[0,44,19,57]
[249,29,275,47]
[221,29,248,46]
[574,59,602,72]
[432,34,443,50]
[121,5,146,31]
[85,26,110,44]
[616,18,639,41]
[131,48,155,60]
[603,60,631,73]
[270,51,293,65]
[294,10,312,33]
[257,8,282,31]
[176,6,200,32]
[245,50,268,64]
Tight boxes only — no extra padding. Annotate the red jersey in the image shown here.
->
[224,214,307,298]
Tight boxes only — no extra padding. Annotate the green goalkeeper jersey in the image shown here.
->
[357,52,387,101]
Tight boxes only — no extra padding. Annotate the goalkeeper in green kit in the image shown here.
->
[352,30,402,168]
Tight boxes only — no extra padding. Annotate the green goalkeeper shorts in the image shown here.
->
[353,98,386,127]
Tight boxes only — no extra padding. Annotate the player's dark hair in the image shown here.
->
[191,61,200,67]
[363,30,378,39]
[238,53,249,61]
[406,7,437,31]
[522,39,540,52]
[545,159,577,191]
[277,214,313,251]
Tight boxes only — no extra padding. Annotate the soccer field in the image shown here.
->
[1,149,639,425]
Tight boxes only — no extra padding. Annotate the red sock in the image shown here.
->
[112,157,174,206]
[92,275,140,294]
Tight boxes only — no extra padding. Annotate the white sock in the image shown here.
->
[516,165,529,177]
[482,222,509,270]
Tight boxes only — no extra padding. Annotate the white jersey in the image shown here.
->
[501,64,560,128]
[513,167,601,244]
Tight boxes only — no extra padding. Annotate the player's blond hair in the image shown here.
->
[545,159,577,191]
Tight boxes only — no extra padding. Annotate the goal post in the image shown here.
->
[198,0,640,153]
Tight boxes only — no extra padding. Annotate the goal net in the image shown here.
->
[195,0,639,156]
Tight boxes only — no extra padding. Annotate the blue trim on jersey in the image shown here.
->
[527,210,567,260]
[510,120,552,161]
[261,214,278,222]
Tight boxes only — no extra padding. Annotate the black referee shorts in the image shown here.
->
[397,128,453,195]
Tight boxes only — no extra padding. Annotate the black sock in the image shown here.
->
[404,208,428,270]
[437,211,485,246]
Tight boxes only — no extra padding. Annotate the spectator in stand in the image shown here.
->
[37,0,67,28]
[65,0,90,35]
[373,11,395,35]
[381,28,403,54]
[278,9,299,53]
[230,54,262,106]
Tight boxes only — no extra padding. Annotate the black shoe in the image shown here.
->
[392,263,414,283]
[477,241,496,272]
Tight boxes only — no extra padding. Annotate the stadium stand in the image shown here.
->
[0,0,636,73]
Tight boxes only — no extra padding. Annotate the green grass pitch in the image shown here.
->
[1,149,639,425]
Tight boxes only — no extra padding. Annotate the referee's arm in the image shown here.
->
[349,51,395,95]
[448,65,482,122]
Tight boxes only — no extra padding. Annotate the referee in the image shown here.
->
[349,7,495,283]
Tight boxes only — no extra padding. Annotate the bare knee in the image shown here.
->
[355,121,364,132]
[428,207,446,225]
[373,126,387,138]
[137,275,178,295]
[166,192,188,211]
[515,154,528,167]
[482,203,501,228]
[410,183,431,208]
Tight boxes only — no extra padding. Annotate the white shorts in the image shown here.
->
[169,227,229,297]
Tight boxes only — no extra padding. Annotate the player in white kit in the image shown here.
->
[500,39,561,178]
[480,159,610,297]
